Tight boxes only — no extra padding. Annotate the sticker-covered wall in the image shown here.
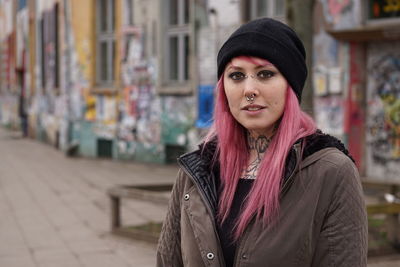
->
[313,1,353,140]
[116,0,197,163]
[366,41,400,181]
[313,28,346,138]
[118,33,165,162]
[320,0,361,29]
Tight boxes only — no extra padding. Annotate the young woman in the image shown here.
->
[157,18,367,267]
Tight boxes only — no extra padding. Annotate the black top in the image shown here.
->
[216,179,254,267]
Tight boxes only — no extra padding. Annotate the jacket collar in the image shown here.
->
[177,130,354,214]
[302,129,354,162]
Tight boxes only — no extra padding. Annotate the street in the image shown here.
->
[0,128,177,267]
[0,127,400,267]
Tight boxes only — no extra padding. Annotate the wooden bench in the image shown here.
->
[107,184,173,242]
[363,181,400,255]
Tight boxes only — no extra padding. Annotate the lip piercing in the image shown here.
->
[246,93,256,103]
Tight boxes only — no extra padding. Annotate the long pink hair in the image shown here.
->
[205,59,316,239]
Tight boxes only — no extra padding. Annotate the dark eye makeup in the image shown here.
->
[257,70,275,79]
[227,69,276,81]
[228,72,246,80]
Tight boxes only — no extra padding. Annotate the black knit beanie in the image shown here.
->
[217,18,307,102]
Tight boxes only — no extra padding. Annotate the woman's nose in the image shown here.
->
[243,78,259,96]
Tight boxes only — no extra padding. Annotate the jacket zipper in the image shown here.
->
[232,221,253,267]
[280,143,301,196]
[177,160,227,267]
[233,143,301,267]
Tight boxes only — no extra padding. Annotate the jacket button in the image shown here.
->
[184,194,190,200]
[206,252,215,260]
[242,254,247,259]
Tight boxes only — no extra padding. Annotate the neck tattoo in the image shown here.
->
[241,134,271,180]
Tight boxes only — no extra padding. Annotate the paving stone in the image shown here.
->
[66,238,113,255]
[38,260,83,267]
[78,251,130,267]
[46,208,81,229]
[0,243,30,258]
[0,216,25,245]
[0,128,178,266]
[33,247,77,263]
[0,255,37,267]
[57,222,98,242]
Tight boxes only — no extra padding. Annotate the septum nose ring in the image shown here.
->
[246,93,256,103]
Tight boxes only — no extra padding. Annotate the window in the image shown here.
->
[165,0,191,83]
[40,4,59,90]
[18,0,27,10]
[123,0,134,26]
[152,20,157,56]
[96,0,116,85]
[368,0,400,20]
[243,0,285,21]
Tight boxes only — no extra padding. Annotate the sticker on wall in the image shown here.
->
[314,96,344,137]
[196,85,214,128]
[96,95,105,121]
[328,67,342,94]
[313,66,328,96]
[85,95,96,121]
[104,96,117,124]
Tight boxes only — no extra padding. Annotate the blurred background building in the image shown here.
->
[0,0,399,182]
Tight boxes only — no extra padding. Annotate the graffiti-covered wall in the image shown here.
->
[118,33,165,161]
[320,0,361,30]
[116,0,197,163]
[366,41,400,181]
[313,0,372,169]
[313,0,363,140]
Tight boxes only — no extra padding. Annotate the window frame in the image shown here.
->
[40,4,60,92]
[244,0,285,21]
[164,0,191,86]
[365,0,400,26]
[95,0,116,87]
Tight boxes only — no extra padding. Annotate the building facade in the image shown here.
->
[0,0,199,163]
[0,0,399,182]
[313,0,400,181]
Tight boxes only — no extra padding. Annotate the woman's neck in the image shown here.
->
[247,133,271,160]
[241,132,272,179]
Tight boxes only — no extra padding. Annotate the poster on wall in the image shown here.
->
[328,67,342,94]
[313,67,328,96]
[196,85,214,128]
[314,96,344,138]
[85,95,96,121]
[104,96,117,123]
[369,0,400,20]
[366,42,400,182]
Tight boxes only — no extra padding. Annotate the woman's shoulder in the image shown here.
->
[299,130,360,188]
[302,129,354,163]
[177,137,218,172]
[301,147,360,199]
[313,147,355,168]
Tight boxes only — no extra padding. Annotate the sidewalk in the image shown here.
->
[0,128,178,267]
[0,128,400,267]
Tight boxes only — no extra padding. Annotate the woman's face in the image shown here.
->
[223,56,288,137]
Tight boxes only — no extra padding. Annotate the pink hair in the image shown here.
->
[205,58,316,239]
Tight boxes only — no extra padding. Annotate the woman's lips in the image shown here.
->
[241,104,266,114]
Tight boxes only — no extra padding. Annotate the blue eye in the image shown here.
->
[258,70,274,79]
[228,72,245,81]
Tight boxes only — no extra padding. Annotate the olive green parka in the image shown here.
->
[157,133,368,267]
